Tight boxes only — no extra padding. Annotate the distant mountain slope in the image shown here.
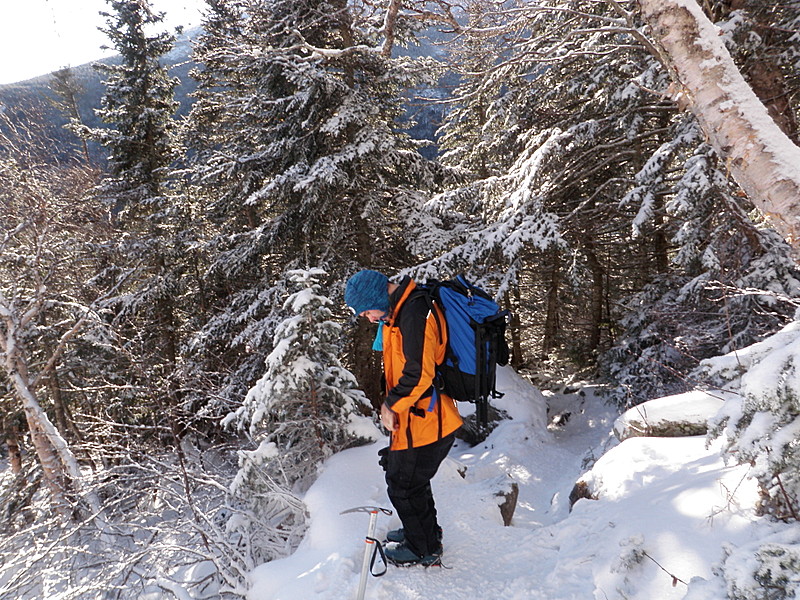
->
[0,26,450,164]
[0,27,198,164]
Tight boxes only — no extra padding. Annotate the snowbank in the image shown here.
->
[613,390,735,440]
[571,435,759,600]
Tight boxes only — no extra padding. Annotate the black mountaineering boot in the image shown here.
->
[386,525,443,545]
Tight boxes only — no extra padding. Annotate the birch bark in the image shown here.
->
[637,0,800,247]
[0,298,103,519]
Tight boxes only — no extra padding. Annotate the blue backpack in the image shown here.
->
[423,275,510,426]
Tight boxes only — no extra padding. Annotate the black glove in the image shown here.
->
[378,446,389,471]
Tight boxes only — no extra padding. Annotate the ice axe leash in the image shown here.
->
[340,506,392,600]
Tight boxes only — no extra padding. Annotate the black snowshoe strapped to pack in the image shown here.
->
[423,275,511,427]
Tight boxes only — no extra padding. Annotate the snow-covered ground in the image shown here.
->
[247,367,768,600]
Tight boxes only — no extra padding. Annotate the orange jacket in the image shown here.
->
[382,277,462,450]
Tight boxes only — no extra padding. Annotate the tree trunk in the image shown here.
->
[652,197,670,274]
[349,320,384,411]
[15,376,73,516]
[541,250,561,358]
[1,323,101,518]
[47,370,71,437]
[507,284,524,368]
[7,424,22,475]
[381,0,402,58]
[710,1,799,144]
[637,0,800,247]
[583,237,605,353]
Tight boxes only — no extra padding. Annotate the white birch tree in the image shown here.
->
[0,157,110,519]
[636,0,800,248]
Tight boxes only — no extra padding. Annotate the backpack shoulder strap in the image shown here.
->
[417,282,445,346]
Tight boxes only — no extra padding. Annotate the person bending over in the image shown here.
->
[345,269,462,565]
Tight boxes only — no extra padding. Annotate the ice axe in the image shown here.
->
[341,506,392,600]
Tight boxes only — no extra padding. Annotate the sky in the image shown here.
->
[0,0,205,85]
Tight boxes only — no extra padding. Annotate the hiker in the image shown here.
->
[345,269,463,566]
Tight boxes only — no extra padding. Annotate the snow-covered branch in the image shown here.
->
[290,29,377,60]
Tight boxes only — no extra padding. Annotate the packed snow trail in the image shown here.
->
[248,368,760,600]
[248,368,612,599]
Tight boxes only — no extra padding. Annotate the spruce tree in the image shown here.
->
[437,2,518,180]
[49,67,92,164]
[429,0,666,368]
[226,268,374,562]
[598,1,800,405]
[702,318,800,520]
[80,0,195,431]
[186,0,442,414]
[91,0,179,220]
[429,0,800,391]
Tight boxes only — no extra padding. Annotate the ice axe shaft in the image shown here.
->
[357,510,378,600]
[341,506,392,600]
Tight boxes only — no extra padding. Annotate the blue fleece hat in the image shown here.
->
[345,270,389,316]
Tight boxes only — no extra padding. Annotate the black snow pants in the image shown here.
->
[385,433,455,556]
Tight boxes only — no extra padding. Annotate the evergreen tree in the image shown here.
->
[93,4,183,356]
[90,0,180,220]
[49,67,92,164]
[185,0,444,413]
[228,268,373,480]
[598,1,800,405]
[427,0,669,369]
[436,1,518,180]
[75,0,204,446]
[702,318,800,521]
[226,268,375,562]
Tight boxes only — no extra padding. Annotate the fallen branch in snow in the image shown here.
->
[641,551,688,587]
[708,469,754,524]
